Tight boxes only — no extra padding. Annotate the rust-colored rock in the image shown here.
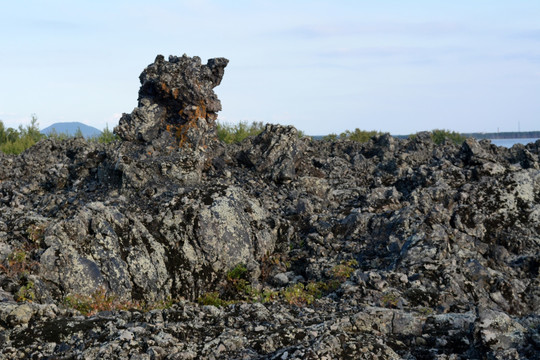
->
[114,54,228,147]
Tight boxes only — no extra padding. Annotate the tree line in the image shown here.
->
[0,115,117,155]
[1,116,469,155]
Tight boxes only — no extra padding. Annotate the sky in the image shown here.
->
[0,0,539,136]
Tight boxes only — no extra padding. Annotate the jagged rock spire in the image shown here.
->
[115,54,228,147]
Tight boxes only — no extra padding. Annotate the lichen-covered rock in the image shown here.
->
[237,124,306,183]
[1,54,540,358]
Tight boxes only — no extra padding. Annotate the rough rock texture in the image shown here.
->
[1,54,540,359]
[115,54,228,147]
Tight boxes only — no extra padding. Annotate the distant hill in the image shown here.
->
[41,122,102,138]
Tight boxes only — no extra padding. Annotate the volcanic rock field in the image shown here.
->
[0,54,539,359]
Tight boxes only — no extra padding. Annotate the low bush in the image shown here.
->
[323,128,383,143]
[430,129,466,145]
[0,115,45,154]
[217,121,265,144]
[217,121,307,143]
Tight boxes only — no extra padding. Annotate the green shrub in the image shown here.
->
[197,292,232,307]
[280,282,331,306]
[45,128,71,141]
[217,121,265,144]
[322,133,338,141]
[329,259,358,281]
[15,281,36,302]
[227,264,248,281]
[0,115,46,155]
[89,124,119,143]
[430,129,466,145]
[323,128,383,143]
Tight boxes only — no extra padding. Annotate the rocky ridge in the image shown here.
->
[0,54,539,359]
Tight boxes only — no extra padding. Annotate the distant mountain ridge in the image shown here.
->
[41,122,102,138]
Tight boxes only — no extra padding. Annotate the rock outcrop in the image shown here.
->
[1,54,539,359]
[115,54,228,147]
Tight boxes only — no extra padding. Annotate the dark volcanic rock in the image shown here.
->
[115,54,228,147]
[1,54,540,359]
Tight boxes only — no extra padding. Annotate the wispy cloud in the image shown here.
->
[283,21,464,39]
[316,45,466,66]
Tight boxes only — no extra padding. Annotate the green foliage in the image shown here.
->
[15,281,36,303]
[74,127,84,138]
[0,121,5,144]
[63,287,174,316]
[0,248,39,279]
[227,264,248,281]
[430,129,466,145]
[329,259,358,282]
[323,128,383,143]
[198,281,330,308]
[280,282,332,306]
[197,258,357,308]
[247,287,279,303]
[217,121,266,144]
[0,115,46,154]
[0,116,119,155]
[94,124,118,143]
[281,283,314,306]
[323,133,338,141]
[296,129,308,139]
[45,128,71,141]
[197,292,233,307]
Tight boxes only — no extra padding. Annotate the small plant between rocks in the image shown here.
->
[0,249,39,280]
[15,280,36,302]
[197,260,356,308]
[329,259,358,282]
[63,287,175,316]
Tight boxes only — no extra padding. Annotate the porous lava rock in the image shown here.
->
[115,54,228,148]
[1,54,539,359]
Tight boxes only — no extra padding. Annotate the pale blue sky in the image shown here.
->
[1,0,539,135]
